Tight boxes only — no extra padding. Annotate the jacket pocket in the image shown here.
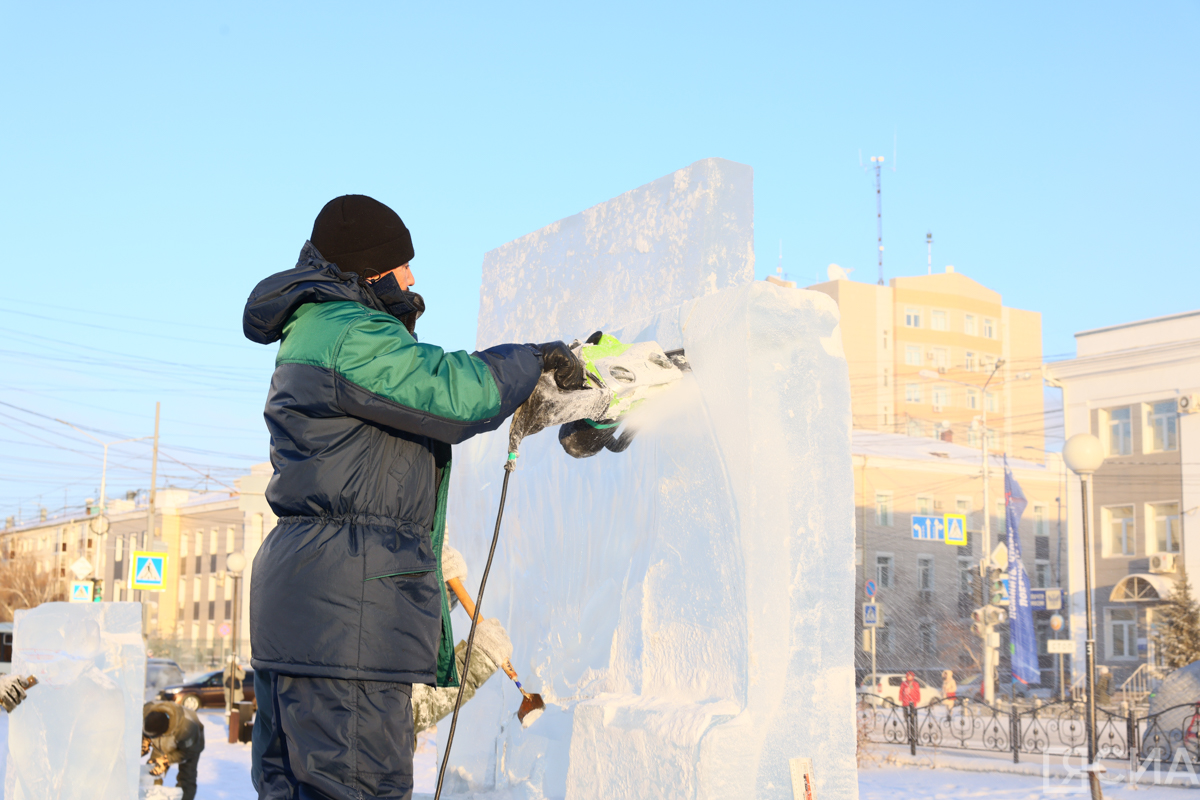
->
[363,523,436,581]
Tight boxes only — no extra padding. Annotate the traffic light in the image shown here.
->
[971,605,1007,636]
[990,572,1010,606]
[971,607,987,637]
[92,579,103,602]
[983,605,1007,626]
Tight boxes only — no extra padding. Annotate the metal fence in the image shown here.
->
[857,693,1200,767]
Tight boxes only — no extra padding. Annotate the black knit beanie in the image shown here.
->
[144,710,170,736]
[310,195,414,278]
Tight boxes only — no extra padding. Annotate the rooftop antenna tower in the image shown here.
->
[860,133,897,286]
[776,239,789,283]
[926,231,933,275]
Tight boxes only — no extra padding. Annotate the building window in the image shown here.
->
[875,493,894,527]
[956,497,971,515]
[905,383,923,403]
[965,351,977,371]
[986,429,999,451]
[917,556,935,591]
[883,367,889,387]
[918,620,936,660]
[1148,402,1178,452]
[986,392,998,412]
[994,501,1006,538]
[968,428,980,447]
[1107,608,1137,660]
[1035,561,1050,589]
[931,310,948,331]
[916,495,932,515]
[907,419,924,438]
[226,527,235,554]
[876,625,891,654]
[1105,505,1134,556]
[905,345,921,366]
[932,348,949,369]
[965,315,977,336]
[905,308,922,328]
[983,318,996,339]
[115,537,123,562]
[1150,502,1180,554]
[1108,407,1132,456]
[1033,504,1048,537]
[932,386,950,408]
[876,554,894,588]
[955,561,974,597]
[180,535,188,559]
[966,389,979,410]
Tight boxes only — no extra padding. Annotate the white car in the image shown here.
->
[858,672,938,707]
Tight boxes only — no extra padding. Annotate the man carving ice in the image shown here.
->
[243,194,584,800]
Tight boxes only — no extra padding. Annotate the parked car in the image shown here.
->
[158,667,255,710]
[145,658,186,702]
[858,672,939,707]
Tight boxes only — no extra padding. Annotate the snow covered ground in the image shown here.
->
[2,710,1197,798]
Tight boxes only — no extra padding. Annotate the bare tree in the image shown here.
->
[0,559,66,622]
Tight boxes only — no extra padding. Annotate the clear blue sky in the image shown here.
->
[1,2,1196,520]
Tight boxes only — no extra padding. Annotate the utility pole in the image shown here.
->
[926,231,933,275]
[979,359,1005,569]
[143,402,160,636]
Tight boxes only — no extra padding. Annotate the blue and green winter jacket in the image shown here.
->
[243,243,541,686]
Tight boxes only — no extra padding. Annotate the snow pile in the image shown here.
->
[443,160,857,799]
[4,602,146,800]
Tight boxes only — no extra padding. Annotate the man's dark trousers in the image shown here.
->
[252,669,415,800]
[175,726,205,800]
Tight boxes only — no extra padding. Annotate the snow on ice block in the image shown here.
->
[446,162,857,800]
[5,602,146,800]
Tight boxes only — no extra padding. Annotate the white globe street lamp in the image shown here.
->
[1063,433,1104,800]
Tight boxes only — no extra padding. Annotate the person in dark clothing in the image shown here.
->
[245,195,584,800]
[143,701,206,800]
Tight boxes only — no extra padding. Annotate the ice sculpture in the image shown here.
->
[441,160,858,799]
[5,602,146,800]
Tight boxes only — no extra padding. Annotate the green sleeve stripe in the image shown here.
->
[274,301,503,424]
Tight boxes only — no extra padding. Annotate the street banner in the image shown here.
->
[1005,458,1039,685]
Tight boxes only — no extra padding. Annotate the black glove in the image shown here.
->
[534,341,585,390]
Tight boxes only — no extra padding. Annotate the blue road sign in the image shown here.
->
[69,581,93,603]
[863,602,880,627]
[1030,588,1063,611]
[911,515,945,541]
[864,579,877,598]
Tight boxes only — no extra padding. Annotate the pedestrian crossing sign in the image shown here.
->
[943,513,968,546]
[69,581,93,603]
[130,551,168,592]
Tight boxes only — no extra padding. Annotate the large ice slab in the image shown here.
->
[5,602,146,800]
[444,158,856,800]
[476,157,754,349]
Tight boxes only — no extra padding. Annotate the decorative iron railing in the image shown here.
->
[856,693,1200,766]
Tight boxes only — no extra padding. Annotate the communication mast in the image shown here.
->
[870,156,885,285]
[926,231,933,275]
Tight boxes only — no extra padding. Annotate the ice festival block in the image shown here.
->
[441,159,858,799]
[5,602,146,800]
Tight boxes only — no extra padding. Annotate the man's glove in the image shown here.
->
[441,543,467,585]
[142,736,152,756]
[533,341,585,391]
[0,675,27,713]
[468,618,513,671]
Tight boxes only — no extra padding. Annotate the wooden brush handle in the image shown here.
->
[446,577,521,683]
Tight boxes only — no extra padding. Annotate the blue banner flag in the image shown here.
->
[1005,457,1039,685]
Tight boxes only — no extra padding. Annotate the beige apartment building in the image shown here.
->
[0,462,275,665]
[852,430,1065,687]
[1046,310,1200,685]
[809,267,1045,458]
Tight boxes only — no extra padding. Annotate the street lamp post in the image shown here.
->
[224,551,247,717]
[1062,433,1104,800]
[54,420,150,598]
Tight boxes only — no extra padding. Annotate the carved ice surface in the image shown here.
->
[442,160,857,799]
[5,602,146,800]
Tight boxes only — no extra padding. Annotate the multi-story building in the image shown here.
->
[809,267,1044,456]
[1046,310,1200,686]
[0,462,275,665]
[852,430,1065,688]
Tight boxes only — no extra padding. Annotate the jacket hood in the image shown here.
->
[243,242,390,344]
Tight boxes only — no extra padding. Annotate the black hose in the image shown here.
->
[433,458,515,800]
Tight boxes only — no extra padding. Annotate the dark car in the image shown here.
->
[158,667,255,710]
[145,658,186,702]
